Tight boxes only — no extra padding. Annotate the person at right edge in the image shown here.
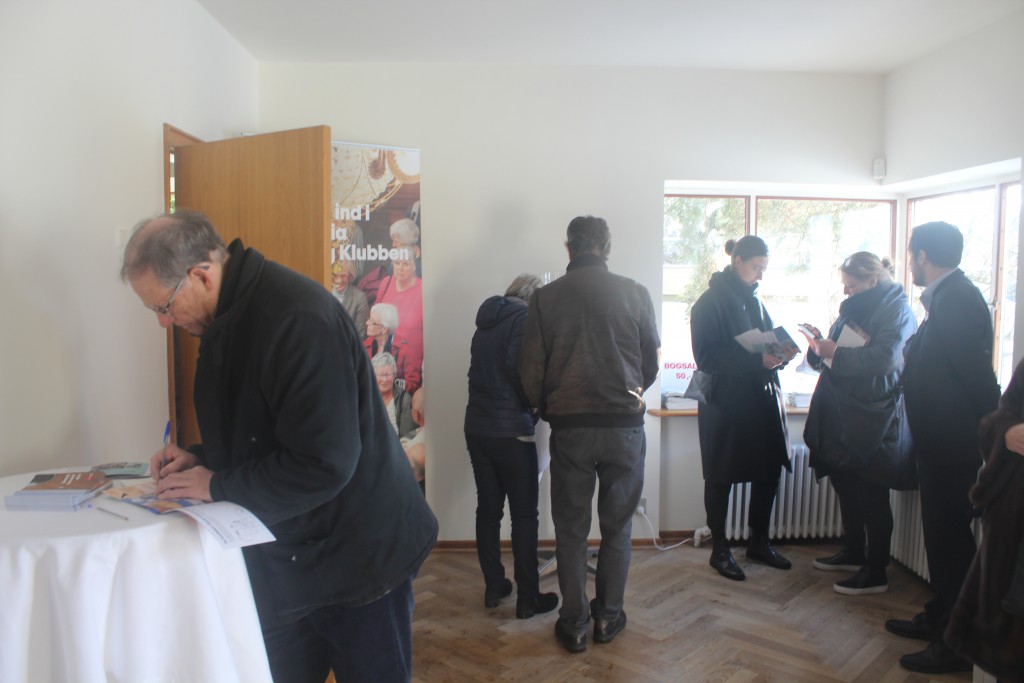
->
[945,356,1024,683]
[802,252,917,596]
[889,221,1000,675]
[690,236,796,582]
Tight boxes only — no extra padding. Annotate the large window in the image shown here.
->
[662,180,1022,409]
[661,194,895,406]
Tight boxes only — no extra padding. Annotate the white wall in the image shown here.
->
[0,0,258,477]
[884,11,1024,184]
[260,63,883,540]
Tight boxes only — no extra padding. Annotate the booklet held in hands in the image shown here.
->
[734,327,800,358]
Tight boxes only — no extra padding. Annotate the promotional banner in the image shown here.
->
[329,142,424,492]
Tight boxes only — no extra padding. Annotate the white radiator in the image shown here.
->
[890,489,930,580]
[725,444,844,541]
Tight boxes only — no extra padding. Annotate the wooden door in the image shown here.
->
[167,125,332,447]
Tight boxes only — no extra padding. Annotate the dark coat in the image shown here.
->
[945,359,1024,683]
[194,240,438,628]
[691,268,790,484]
[465,295,536,438]
[519,254,660,429]
[803,281,918,489]
[902,269,1000,465]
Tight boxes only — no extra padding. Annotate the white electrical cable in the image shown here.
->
[634,508,693,551]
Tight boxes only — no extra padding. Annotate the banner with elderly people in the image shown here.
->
[329,141,425,493]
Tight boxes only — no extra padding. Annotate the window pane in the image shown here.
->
[661,196,747,402]
[999,182,1021,387]
[756,198,895,399]
[910,188,997,305]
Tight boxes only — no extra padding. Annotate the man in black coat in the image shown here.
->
[122,211,438,683]
[890,221,1000,674]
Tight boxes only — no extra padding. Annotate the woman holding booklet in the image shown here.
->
[802,252,917,596]
[690,236,797,582]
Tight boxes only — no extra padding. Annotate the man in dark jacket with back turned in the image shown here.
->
[122,210,438,683]
[519,216,660,654]
[889,221,1000,675]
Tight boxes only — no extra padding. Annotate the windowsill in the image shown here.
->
[649,407,809,417]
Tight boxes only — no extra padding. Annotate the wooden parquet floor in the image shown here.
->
[411,543,973,683]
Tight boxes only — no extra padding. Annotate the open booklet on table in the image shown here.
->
[734,326,801,358]
[102,482,275,549]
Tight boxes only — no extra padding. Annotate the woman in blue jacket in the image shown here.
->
[465,274,558,619]
[803,252,917,595]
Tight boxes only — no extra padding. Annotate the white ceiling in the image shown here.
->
[195,0,1024,73]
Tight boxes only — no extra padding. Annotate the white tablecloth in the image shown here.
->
[0,473,273,683]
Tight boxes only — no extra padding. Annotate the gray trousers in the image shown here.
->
[549,426,646,627]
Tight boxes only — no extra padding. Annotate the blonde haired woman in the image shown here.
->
[803,252,917,595]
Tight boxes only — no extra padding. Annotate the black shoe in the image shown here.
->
[593,610,627,644]
[746,536,792,570]
[899,642,972,674]
[709,548,746,581]
[885,612,937,641]
[833,567,888,595]
[813,548,866,572]
[516,592,559,619]
[484,578,512,608]
[554,618,588,654]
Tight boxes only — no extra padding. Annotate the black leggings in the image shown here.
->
[705,477,780,541]
[828,469,893,571]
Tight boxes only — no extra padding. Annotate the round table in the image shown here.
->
[0,472,272,683]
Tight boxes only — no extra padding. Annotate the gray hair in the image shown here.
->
[371,351,398,371]
[389,218,420,247]
[505,273,543,301]
[370,302,399,331]
[120,210,227,286]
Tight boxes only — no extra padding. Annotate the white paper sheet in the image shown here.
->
[174,501,275,549]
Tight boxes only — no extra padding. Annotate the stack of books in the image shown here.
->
[4,471,112,511]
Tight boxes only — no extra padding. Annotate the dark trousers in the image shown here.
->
[918,458,979,635]
[261,577,414,683]
[705,476,780,542]
[466,434,541,599]
[829,469,893,572]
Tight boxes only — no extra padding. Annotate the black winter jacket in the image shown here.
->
[195,240,437,628]
[803,281,918,489]
[691,267,790,483]
[519,254,660,429]
[464,295,536,437]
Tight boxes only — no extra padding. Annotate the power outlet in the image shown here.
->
[635,497,647,516]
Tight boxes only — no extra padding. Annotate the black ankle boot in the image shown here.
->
[746,531,791,570]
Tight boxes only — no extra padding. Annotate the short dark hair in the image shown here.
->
[725,235,769,262]
[908,221,963,268]
[120,210,227,286]
[565,215,611,259]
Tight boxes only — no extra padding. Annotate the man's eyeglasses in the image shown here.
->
[146,265,208,317]
[147,275,187,317]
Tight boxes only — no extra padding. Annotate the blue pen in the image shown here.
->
[160,420,171,478]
